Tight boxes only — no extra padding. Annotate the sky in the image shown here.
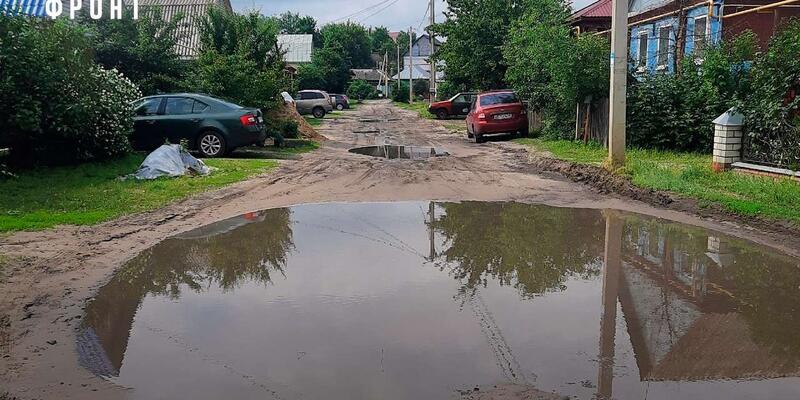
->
[231,0,596,32]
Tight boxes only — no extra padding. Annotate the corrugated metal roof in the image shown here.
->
[351,68,384,81]
[629,0,672,16]
[277,34,313,64]
[570,0,612,19]
[139,0,232,59]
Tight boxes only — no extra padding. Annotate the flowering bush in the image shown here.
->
[0,16,139,166]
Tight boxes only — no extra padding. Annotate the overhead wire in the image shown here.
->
[329,0,394,23]
[359,0,401,23]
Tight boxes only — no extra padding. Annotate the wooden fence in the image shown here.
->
[575,97,609,146]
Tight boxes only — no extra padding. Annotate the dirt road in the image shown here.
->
[1,100,797,399]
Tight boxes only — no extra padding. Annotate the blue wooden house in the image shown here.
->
[623,0,800,74]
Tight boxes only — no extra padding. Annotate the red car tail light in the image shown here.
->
[239,113,257,126]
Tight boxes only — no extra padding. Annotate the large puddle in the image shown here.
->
[78,202,800,400]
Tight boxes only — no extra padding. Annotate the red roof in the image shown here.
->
[570,0,612,19]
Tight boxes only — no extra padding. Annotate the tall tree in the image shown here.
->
[504,0,609,135]
[434,0,527,90]
[275,11,316,34]
[320,22,373,69]
[87,6,184,95]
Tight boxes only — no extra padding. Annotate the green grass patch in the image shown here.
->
[515,138,800,223]
[304,116,322,127]
[0,154,278,232]
[393,101,435,119]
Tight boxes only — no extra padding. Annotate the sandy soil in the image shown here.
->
[1,100,798,399]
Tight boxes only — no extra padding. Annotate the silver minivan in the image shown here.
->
[295,90,334,118]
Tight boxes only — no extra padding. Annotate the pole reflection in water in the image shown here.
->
[597,210,622,400]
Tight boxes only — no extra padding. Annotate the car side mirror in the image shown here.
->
[135,108,148,116]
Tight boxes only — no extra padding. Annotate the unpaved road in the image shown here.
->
[1,100,798,399]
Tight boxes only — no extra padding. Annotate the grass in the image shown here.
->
[304,116,322,127]
[515,138,800,224]
[0,153,279,232]
[393,101,435,119]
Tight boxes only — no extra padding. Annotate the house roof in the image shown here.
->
[350,68,384,82]
[392,65,435,80]
[139,0,232,59]
[277,34,313,64]
[570,0,612,19]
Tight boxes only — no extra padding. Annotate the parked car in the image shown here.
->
[428,92,477,119]
[132,93,266,158]
[465,90,528,143]
[329,94,350,110]
[296,90,334,118]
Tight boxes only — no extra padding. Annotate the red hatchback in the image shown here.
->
[465,91,528,143]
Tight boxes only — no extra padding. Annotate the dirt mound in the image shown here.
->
[528,157,674,206]
[267,102,327,141]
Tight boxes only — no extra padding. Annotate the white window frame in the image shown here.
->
[656,24,673,70]
[693,15,709,60]
[637,31,649,72]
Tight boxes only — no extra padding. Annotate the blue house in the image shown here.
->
[623,0,800,74]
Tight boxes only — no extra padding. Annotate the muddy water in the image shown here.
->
[78,202,800,400]
[349,145,449,159]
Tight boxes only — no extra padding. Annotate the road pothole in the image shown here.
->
[348,145,449,159]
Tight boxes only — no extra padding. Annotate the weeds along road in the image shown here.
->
[1,99,797,399]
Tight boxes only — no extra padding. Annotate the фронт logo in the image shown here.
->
[0,0,139,19]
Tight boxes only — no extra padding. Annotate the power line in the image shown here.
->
[329,0,394,23]
[359,0,400,23]
[417,0,430,30]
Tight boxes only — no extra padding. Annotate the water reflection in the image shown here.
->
[77,202,800,399]
[78,209,293,377]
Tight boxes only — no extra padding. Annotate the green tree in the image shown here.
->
[190,8,288,110]
[275,11,316,34]
[504,0,608,135]
[347,79,377,101]
[320,22,373,69]
[298,45,351,93]
[434,0,527,90]
[86,6,185,95]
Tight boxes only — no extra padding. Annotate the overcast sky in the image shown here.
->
[231,0,595,32]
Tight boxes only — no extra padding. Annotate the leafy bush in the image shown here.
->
[739,21,800,169]
[504,0,609,137]
[627,59,728,152]
[413,80,430,97]
[190,50,284,109]
[436,80,462,101]
[392,81,410,103]
[0,16,140,167]
[346,79,376,101]
[189,8,287,110]
[86,6,186,95]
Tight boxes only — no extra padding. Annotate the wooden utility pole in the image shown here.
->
[428,0,436,103]
[408,26,414,103]
[607,0,628,168]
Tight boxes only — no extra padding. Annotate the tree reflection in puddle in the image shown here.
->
[77,202,800,400]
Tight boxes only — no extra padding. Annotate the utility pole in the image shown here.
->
[428,0,436,104]
[396,36,401,89]
[408,26,414,103]
[607,0,628,168]
[384,52,389,97]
